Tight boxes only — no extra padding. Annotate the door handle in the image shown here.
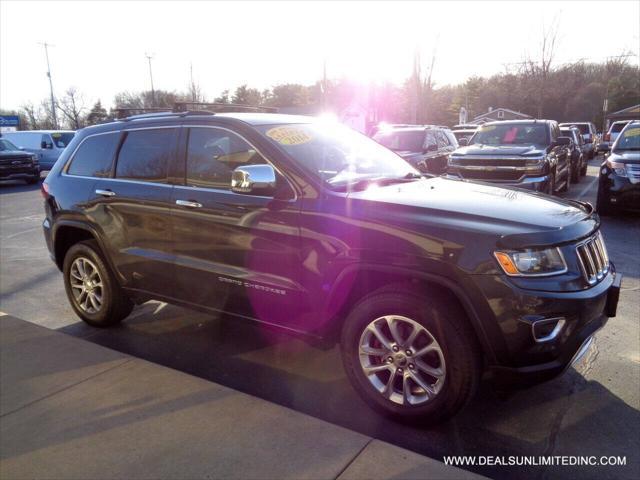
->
[95,189,116,197]
[176,199,203,208]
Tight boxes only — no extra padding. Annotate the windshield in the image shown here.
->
[560,129,577,143]
[470,123,549,146]
[610,122,628,134]
[613,125,640,151]
[373,130,424,152]
[50,132,75,148]
[257,122,420,189]
[0,139,19,151]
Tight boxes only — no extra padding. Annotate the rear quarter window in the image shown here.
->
[67,132,120,178]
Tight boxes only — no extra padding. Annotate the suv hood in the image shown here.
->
[609,150,640,163]
[453,144,545,157]
[348,177,596,249]
[0,149,33,159]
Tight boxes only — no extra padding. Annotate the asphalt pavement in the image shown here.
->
[1,155,638,480]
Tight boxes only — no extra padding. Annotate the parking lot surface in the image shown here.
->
[1,156,638,480]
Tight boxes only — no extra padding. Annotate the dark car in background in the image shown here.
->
[41,111,620,424]
[447,120,572,195]
[559,122,598,159]
[0,137,40,184]
[560,126,588,183]
[596,120,640,215]
[373,125,458,174]
[451,124,478,144]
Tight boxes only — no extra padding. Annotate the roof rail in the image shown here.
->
[121,110,216,122]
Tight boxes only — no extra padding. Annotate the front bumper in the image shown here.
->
[480,268,622,388]
[0,168,40,181]
[599,169,640,212]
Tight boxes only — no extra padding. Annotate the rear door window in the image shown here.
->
[67,132,120,177]
[115,128,177,183]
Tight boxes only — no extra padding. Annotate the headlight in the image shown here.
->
[494,247,567,276]
[524,156,545,171]
[32,155,39,163]
[605,159,627,177]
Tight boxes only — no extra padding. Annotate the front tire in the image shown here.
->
[571,159,580,184]
[340,286,481,424]
[63,240,133,327]
[546,172,556,195]
[596,184,613,217]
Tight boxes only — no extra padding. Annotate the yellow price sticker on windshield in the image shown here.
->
[480,125,496,132]
[623,127,640,137]
[266,126,312,145]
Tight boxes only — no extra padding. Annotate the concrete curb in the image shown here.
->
[0,314,485,479]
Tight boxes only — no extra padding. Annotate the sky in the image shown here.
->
[1,0,639,111]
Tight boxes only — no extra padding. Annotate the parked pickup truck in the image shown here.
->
[447,120,572,195]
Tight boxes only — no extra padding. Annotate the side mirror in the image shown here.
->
[458,137,469,146]
[18,146,25,151]
[41,141,52,149]
[556,136,571,146]
[231,164,277,196]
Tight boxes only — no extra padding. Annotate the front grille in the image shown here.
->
[626,163,640,184]
[458,169,523,182]
[456,157,528,167]
[576,231,609,285]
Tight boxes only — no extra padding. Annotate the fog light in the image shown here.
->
[532,317,566,342]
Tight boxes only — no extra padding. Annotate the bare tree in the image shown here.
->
[188,63,204,103]
[57,87,86,129]
[20,103,41,129]
[521,17,561,118]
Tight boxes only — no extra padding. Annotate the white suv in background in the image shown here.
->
[599,121,632,153]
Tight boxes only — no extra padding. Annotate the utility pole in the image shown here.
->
[39,42,58,129]
[145,53,156,107]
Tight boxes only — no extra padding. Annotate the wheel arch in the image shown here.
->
[322,264,498,363]
[52,221,113,273]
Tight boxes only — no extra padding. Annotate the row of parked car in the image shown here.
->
[1,118,638,217]
[371,119,639,215]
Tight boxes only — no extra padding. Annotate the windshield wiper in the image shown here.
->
[331,172,423,191]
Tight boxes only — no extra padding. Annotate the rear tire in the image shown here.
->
[340,285,482,424]
[63,240,133,327]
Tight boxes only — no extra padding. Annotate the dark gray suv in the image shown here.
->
[373,125,458,175]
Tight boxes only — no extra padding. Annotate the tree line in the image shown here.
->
[3,56,638,132]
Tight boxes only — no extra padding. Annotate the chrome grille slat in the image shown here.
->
[576,231,610,285]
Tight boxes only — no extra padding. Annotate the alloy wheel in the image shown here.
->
[69,257,104,314]
[358,315,446,406]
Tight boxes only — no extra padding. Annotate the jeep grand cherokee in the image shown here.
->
[42,112,621,423]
